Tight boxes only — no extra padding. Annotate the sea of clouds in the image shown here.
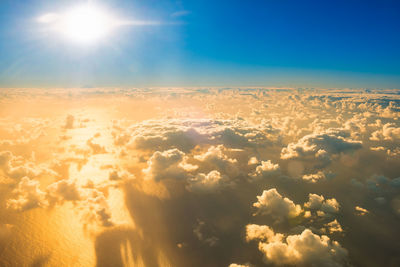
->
[0,87,399,266]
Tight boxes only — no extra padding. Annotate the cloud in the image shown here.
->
[0,150,46,181]
[1,87,400,266]
[64,114,74,129]
[253,188,302,221]
[302,171,326,183]
[304,193,340,215]
[354,206,369,216]
[246,224,348,266]
[118,119,274,153]
[366,175,400,192]
[194,145,239,176]
[324,219,343,234]
[46,179,82,204]
[281,129,362,164]
[370,123,400,141]
[249,160,280,178]
[87,137,107,154]
[187,170,226,192]
[143,149,195,181]
[7,177,48,211]
[247,156,259,165]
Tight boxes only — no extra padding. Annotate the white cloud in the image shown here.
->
[188,170,226,192]
[281,129,362,163]
[370,123,400,141]
[250,160,280,178]
[253,188,302,221]
[246,224,348,266]
[302,171,326,183]
[194,145,238,175]
[143,149,195,181]
[304,193,340,214]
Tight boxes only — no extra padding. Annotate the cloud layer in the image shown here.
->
[0,87,399,266]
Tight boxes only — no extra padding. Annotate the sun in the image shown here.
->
[62,6,113,44]
[39,4,116,44]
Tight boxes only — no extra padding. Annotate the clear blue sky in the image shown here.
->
[0,0,400,88]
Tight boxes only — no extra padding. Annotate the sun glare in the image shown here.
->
[62,6,112,43]
[39,5,116,44]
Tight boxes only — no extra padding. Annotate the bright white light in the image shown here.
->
[38,4,159,46]
[39,4,116,44]
[62,6,112,44]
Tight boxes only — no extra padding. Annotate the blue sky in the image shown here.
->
[0,0,400,88]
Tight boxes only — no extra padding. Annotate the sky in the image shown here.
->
[0,0,400,88]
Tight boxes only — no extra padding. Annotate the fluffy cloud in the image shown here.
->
[324,219,343,234]
[1,87,400,266]
[46,179,82,204]
[246,224,348,266]
[253,188,302,221]
[194,145,239,176]
[187,170,226,192]
[0,150,46,181]
[304,193,340,215]
[250,160,280,178]
[7,177,48,211]
[116,118,274,152]
[281,129,362,163]
[302,171,326,183]
[143,149,196,181]
[370,123,400,141]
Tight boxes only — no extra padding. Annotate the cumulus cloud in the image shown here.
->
[253,188,302,221]
[370,123,400,141]
[281,129,362,164]
[246,224,348,266]
[304,193,340,215]
[7,177,48,211]
[0,150,47,181]
[117,118,274,153]
[1,87,400,266]
[324,219,343,234]
[46,179,82,204]
[302,171,326,183]
[143,149,196,181]
[187,170,226,192]
[249,160,280,178]
[194,145,239,176]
